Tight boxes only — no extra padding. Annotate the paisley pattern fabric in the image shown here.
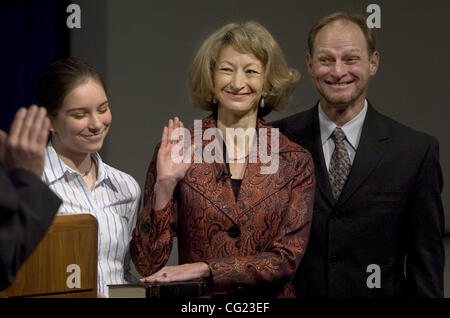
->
[130,115,315,297]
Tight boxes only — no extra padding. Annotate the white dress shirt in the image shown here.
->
[42,142,141,297]
[318,100,368,171]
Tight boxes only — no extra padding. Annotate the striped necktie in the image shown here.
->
[329,127,351,200]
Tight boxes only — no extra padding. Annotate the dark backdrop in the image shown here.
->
[0,0,69,132]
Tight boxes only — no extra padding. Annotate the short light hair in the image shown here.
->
[308,12,377,57]
[188,21,300,115]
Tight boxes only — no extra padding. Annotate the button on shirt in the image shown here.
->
[319,100,368,171]
[42,142,141,297]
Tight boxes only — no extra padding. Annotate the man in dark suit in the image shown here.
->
[0,105,61,290]
[272,12,444,297]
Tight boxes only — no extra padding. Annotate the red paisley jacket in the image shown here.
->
[130,115,315,297]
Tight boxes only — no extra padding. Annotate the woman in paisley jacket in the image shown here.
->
[130,21,315,297]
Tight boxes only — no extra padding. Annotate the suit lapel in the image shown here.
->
[304,106,336,206]
[336,104,390,208]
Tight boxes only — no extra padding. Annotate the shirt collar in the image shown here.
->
[44,141,108,184]
[318,99,368,150]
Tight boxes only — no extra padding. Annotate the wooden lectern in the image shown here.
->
[0,214,98,298]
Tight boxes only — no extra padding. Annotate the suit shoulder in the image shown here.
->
[377,112,438,147]
[274,131,314,180]
[262,121,313,168]
[271,108,313,129]
[271,107,316,144]
[277,131,314,175]
[278,130,310,155]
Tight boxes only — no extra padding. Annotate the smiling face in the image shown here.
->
[50,79,112,157]
[307,19,379,111]
[213,45,265,117]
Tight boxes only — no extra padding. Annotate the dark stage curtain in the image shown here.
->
[0,0,70,132]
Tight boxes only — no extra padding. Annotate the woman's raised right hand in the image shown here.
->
[156,117,192,186]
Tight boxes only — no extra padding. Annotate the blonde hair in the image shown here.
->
[188,21,300,115]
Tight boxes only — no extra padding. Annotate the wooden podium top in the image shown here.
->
[0,214,98,298]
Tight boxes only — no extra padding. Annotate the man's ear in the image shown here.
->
[306,53,314,76]
[369,51,380,76]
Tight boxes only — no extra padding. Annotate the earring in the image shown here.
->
[211,95,218,104]
[259,96,265,108]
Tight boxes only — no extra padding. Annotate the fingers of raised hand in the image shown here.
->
[169,118,179,145]
[4,106,49,174]
[164,117,185,147]
[18,105,39,143]
[161,126,169,148]
[8,107,27,146]
[167,118,174,144]
[11,106,49,156]
[29,107,49,146]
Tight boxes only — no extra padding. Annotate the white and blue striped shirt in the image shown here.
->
[42,142,141,297]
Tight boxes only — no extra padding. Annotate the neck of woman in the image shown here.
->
[51,139,94,176]
[217,106,258,160]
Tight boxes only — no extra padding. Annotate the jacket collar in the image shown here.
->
[182,114,304,223]
[43,141,111,188]
[336,101,390,207]
[307,101,390,208]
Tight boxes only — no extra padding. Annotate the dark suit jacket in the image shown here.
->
[272,103,444,297]
[130,115,315,297]
[0,165,61,290]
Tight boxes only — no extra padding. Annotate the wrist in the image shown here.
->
[200,262,211,278]
[152,179,177,211]
[155,178,178,192]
